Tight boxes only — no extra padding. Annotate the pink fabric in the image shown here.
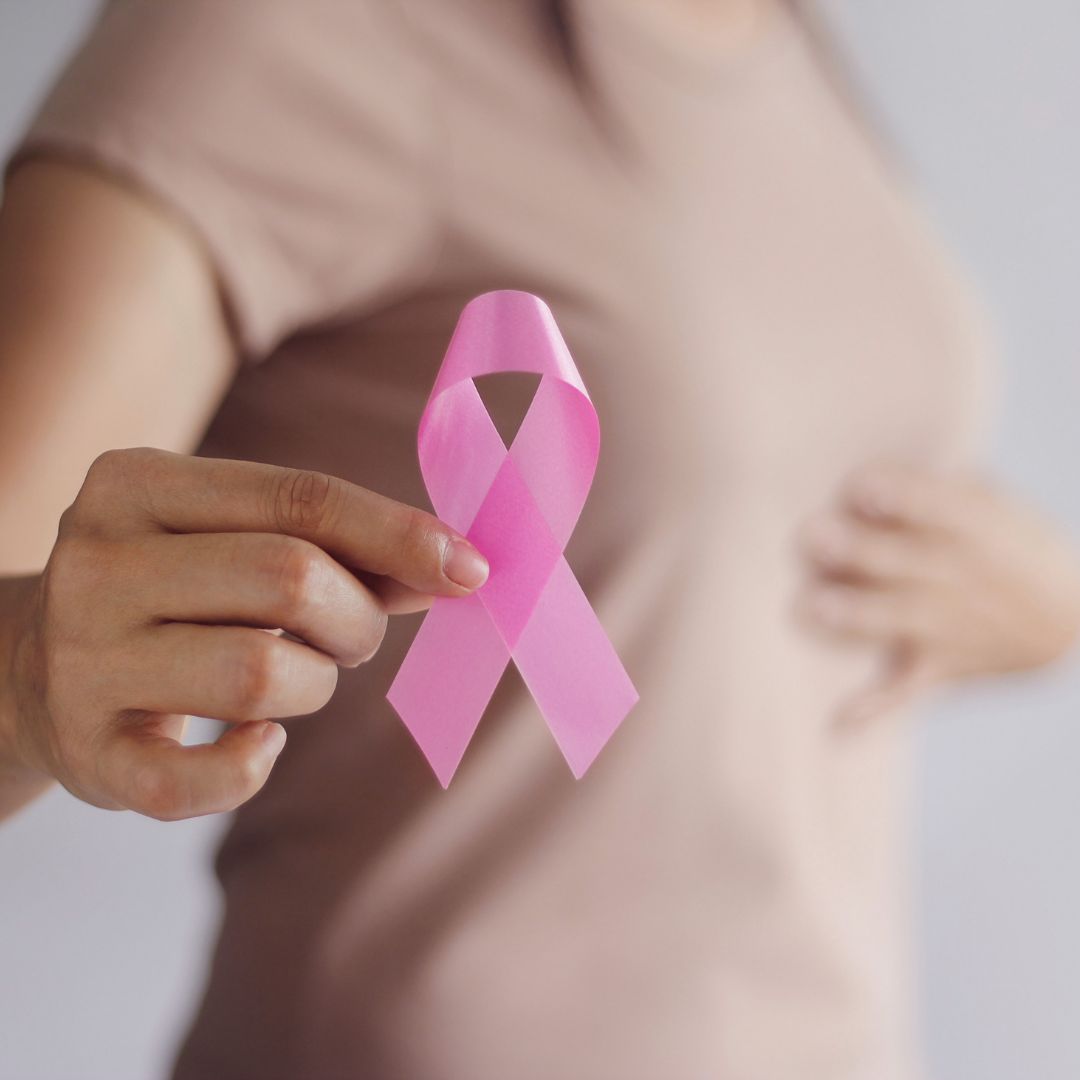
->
[389,291,637,784]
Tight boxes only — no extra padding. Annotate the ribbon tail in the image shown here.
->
[387,594,510,787]
[512,558,638,779]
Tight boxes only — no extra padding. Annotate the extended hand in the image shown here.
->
[2,449,489,820]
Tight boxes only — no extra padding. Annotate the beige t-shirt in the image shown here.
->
[15,1,991,1077]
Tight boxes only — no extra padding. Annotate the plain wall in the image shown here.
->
[1,2,1078,1077]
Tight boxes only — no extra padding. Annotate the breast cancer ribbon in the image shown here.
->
[387,291,638,786]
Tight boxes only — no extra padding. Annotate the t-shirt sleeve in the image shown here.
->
[5,0,440,359]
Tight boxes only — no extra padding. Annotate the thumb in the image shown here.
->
[836,645,935,727]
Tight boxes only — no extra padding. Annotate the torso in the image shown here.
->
[175,3,990,1077]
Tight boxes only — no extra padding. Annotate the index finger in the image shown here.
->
[97,448,489,596]
[844,463,978,535]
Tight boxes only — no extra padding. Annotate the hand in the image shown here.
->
[798,464,1080,720]
[1,448,489,820]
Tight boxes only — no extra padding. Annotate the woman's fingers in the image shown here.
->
[798,581,936,645]
[92,616,345,819]
[17,448,495,823]
[97,720,287,821]
[121,624,339,722]
[801,464,1080,697]
[801,513,953,588]
[361,575,436,615]
[129,532,388,666]
[842,462,986,536]
[73,448,489,596]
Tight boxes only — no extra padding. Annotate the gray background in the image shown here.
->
[1,2,1078,1077]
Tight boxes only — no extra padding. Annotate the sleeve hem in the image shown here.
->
[6,115,289,362]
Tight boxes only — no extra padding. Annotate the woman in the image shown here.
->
[1,1,1076,1077]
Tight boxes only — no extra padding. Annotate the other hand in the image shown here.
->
[798,464,1080,720]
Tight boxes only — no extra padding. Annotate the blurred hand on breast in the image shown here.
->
[796,463,1080,721]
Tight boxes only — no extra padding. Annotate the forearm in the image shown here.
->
[0,574,52,820]
[0,160,237,823]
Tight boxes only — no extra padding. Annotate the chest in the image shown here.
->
[434,6,990,516]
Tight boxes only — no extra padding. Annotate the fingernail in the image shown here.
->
[443,539,489,590]
[262,723,287,756]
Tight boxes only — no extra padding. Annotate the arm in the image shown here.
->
[0,159,235,817]
[0,161,237,571]
[0,161,488,822]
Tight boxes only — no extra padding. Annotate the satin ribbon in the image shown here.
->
[387,291,638,786]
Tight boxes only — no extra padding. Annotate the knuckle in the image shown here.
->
[83,448,128,490]
[265,538,325,619]
[84,447,156,491]
[80,447,164,521]
[75,453,125,521]
[42,536,82,596]
[231,638,280,716]
[398,507,443,574]
[55,502,84,539]
[273,469,341,535]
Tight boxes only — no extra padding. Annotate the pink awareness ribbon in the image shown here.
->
[387,291,639,786]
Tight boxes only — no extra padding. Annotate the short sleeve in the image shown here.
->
[5,0,441,358]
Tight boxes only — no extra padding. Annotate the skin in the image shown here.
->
[0,161,488,822]
[628,0,765,47]
[0,159,1078,824]
[798,464,1080,721]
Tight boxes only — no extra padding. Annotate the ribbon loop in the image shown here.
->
[388,291,638,786]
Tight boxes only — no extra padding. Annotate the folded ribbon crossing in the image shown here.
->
[387,290,638,786]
